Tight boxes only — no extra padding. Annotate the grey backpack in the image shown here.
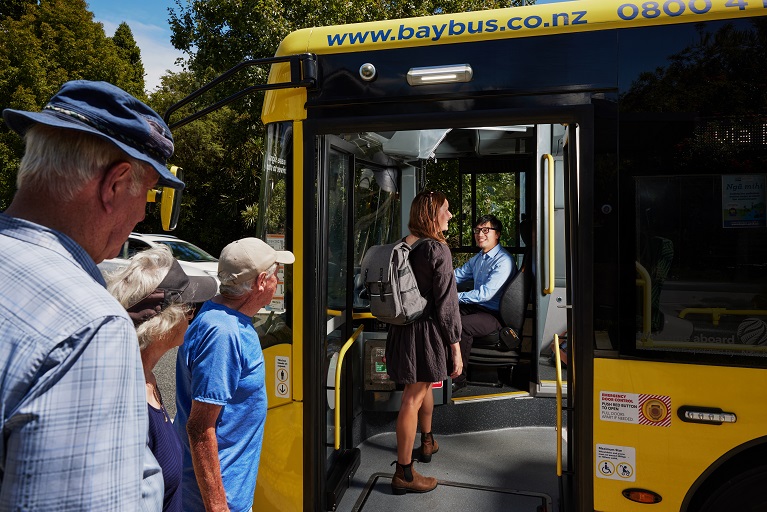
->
[360,238,427,325]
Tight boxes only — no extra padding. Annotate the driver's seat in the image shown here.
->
[468,246,532,359]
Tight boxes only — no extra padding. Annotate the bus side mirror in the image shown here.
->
[146,165,184,231]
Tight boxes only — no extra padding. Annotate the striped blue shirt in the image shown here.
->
[454,244,517,312]
[0,214,163,511]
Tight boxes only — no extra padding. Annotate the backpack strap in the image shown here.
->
[405,237,427,250]
[404,237,434,314]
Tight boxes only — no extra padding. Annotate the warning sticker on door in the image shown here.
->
[596,444,636,481]
[600,391,671,427]
[275,356,290,398]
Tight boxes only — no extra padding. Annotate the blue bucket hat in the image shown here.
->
[2,80,184,190]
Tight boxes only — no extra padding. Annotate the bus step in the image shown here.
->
[326,448,361,511]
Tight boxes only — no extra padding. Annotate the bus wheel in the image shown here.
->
[697,464,767,512]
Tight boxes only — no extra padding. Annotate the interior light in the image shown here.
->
[407,64,473,86]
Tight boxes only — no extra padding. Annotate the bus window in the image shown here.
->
[451,154,530,266]
[618,20,767,361]
[632,172,767,357]
[326,146,351,312]
[353,163,401,309]
[256,122,293,347]
[324,133,404,313]
[473,173,520,247]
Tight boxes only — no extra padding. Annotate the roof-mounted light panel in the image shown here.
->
[406,64,473,86]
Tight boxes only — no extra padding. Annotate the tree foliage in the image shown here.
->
[0,0,146,209]
[621,19,767,173]
[170,0,533,72]
[141,70,265,253]
[112,22,146,93]
[622,19,767,116]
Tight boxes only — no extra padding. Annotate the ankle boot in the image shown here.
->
[418,432,439,463]
[391,461,438,495]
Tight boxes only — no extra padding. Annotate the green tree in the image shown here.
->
[141,70,264,254]
[0,0,147,208]
[0,0,31,20]
[112,22,146,98]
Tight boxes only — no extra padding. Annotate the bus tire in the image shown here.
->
[696,464,767,512]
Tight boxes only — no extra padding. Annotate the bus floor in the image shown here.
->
[337,390,564,512]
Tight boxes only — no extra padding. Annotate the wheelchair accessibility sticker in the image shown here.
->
[596,444,635,482]
[600,391,671,427]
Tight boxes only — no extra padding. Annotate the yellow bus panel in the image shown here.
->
[254,401,303,511]
[273,0,763,57]
[594,358,767,510]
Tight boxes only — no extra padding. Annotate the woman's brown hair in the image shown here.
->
[408,190,448,243]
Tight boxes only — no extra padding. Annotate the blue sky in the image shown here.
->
[87,0,184,93]
[87,0,571,93]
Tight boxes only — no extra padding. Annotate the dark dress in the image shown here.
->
[147,404,183,512]
[386,238,462,384]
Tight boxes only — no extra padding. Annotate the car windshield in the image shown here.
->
[159,241,218,262]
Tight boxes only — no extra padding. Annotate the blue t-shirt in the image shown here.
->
[174,301,268,512]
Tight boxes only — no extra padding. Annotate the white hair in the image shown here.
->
[17,124,149,200]
[218,263,277,298]
[106,245,188,350]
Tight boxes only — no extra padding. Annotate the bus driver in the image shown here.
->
[453,214,517,391]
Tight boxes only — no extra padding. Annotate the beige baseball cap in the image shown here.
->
[218,237,295,285]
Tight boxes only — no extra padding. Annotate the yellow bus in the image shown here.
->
[166,1,767,510]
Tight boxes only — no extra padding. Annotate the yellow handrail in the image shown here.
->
[679,307,767,327]
[543,153,555,294]
[635,262,651,340]
[334,324,365,449]
[554,333,563,477]
[327,309,376,320]
[639,339,767,352]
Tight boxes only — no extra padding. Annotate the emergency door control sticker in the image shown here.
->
[596,444,636,482]
[275,356,290,398]
[600,391,671,427]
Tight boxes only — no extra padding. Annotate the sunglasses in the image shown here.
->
[473,227,498,235]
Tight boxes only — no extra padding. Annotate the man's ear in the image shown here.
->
[255,271,269,291]
[98,162,134,214]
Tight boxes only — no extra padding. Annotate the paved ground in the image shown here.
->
[155,346,178,419]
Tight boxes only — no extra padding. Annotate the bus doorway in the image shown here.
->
[309,114,585,512]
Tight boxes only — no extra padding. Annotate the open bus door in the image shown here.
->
[533,121,581,511]
[304,111,593,512]
[532,123,569,399]
[533,118,596,511]
[561,118,596,512]
[318,135,363,510]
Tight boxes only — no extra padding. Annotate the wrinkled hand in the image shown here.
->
[450,344,463,379]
